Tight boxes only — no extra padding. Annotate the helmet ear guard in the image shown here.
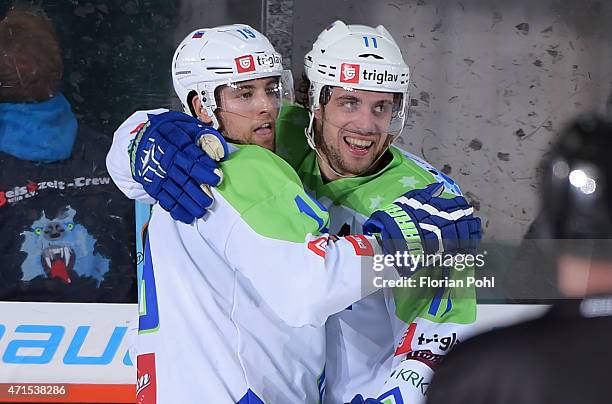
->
[196,82,222,129]
[319,85,332,106]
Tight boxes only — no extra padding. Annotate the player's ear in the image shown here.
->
[192,96,213,125]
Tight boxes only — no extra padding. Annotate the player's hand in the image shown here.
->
[363,182,482,261]
[130,111,228,223]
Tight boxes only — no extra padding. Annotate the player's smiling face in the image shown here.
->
[314,87,395,180]
[215,77,281,151]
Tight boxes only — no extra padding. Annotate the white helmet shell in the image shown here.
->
[304,20,410,111]
[172,25,286,129]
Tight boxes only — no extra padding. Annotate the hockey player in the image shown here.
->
[107,25,480,403]
[108,23,481,403]
[426,114,612,404]
[276,21,479,403]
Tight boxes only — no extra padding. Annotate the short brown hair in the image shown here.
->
[0,3,63,103]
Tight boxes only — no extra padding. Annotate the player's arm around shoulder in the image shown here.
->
[106,108,168,203]
[199,145,388,327]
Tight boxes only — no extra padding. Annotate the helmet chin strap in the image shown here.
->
[305,109,399,180]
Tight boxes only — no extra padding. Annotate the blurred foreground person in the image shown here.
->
[427,114,612,404]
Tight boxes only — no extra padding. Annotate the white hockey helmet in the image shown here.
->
[303,21,410,145]
[172,25,293,129]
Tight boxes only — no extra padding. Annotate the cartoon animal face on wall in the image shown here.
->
[20,206,109,285]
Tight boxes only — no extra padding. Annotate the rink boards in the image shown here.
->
[0,302,546,403]
[0,302,136,403]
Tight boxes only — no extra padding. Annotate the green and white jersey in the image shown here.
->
[107,106,477,403]
[276,105,477,403]
[108,110,391,403]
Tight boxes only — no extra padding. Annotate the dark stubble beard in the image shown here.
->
[314,121,353,177]
[315,119,386,178]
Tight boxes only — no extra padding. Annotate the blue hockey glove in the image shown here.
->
[347,394,383,404]
[129,111,229,224]
[363,182,482,266]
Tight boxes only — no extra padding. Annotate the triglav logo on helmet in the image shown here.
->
[256,54,281,68]
[340,63,360,84]
[362,68,399,85]
[235,55,256,73]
